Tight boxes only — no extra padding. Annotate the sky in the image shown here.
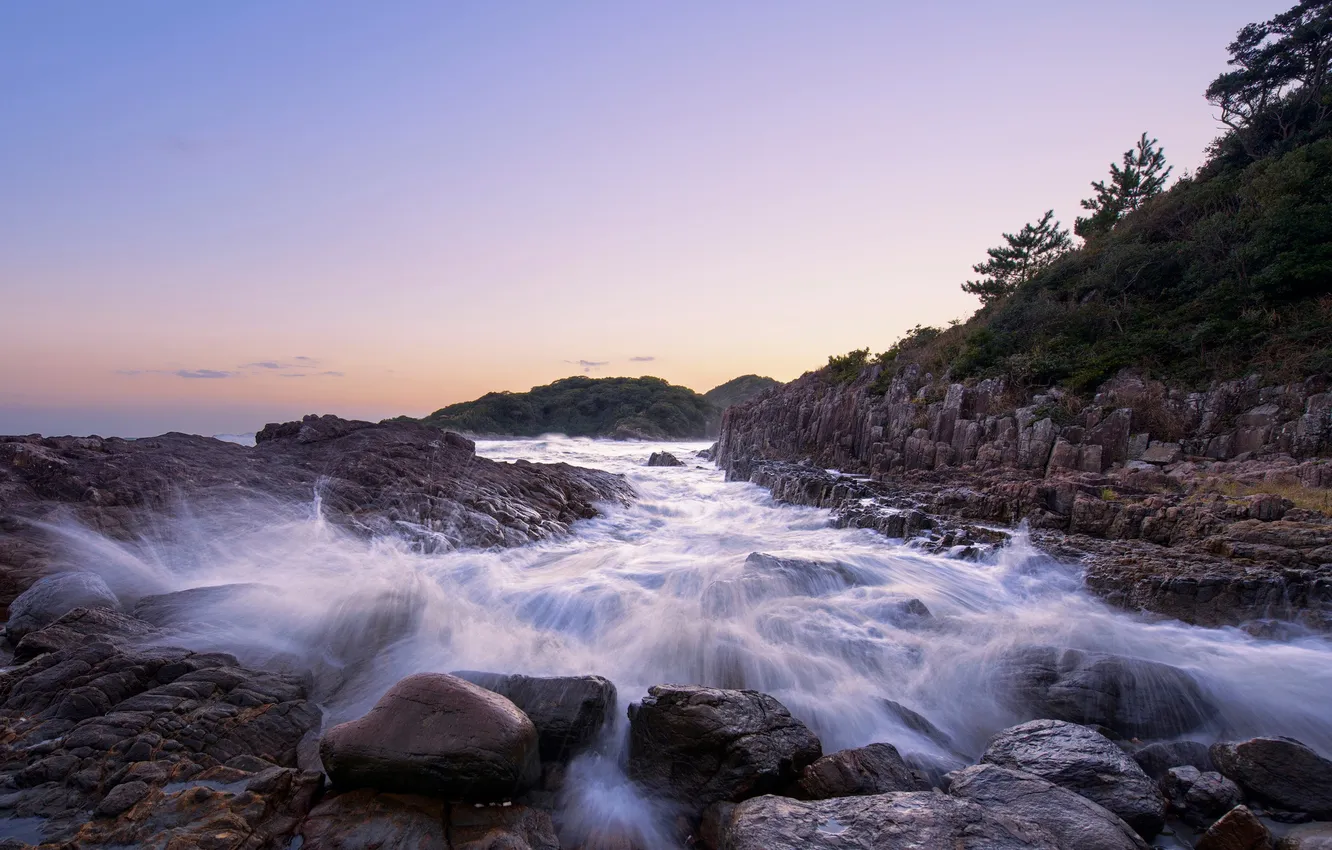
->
[0,0,1291,437]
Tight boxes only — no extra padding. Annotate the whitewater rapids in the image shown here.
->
[39,436,1332,844]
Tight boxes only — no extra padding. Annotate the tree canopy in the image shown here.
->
[960,210,1072,304]
[1075,134,1172,240]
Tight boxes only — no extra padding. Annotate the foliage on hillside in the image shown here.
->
[703,375,781,410]
[415,376,714,439]
[826,0,1332,396]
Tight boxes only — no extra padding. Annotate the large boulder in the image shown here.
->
[452,671,616,762]
[131,583,276,628]
[1161,766,1243,827]
[5,572,120,640]
[948,763,1149,850]
[717,792,1062,850]
[627,684,821,816]
[796,743,927,800]
[646,451,685,467]
[981,719,1166,837]
[319,673,540,802]
[995,645,1215,737]
[1210,737,1332,816]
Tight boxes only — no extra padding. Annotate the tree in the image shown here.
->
[1075,133,1172,240]
[1206,0,1332,158]
[961,211,1071,304]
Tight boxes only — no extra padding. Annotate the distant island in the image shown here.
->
[407,374,779,439]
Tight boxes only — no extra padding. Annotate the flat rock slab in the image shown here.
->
[320,672,540,802]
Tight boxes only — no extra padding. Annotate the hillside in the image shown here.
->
[702,375,781,436]
[413,376,713,439]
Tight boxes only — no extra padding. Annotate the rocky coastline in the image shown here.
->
[717,368,1332,632]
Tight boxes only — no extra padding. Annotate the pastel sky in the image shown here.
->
[0,1,1289,437]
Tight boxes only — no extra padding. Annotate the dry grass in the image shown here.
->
[1198,474,1332,516]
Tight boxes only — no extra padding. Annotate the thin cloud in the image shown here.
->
[294,356,317,363]
[279,373,305,378]
[114,369,144,376]
[565,359,610,373]
[629,356,656,362]
[320,371,345,377]
[175,369,235,379]
[243,361,284,370]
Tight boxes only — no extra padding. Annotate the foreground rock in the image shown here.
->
[795,743,927,799]
[981,719,1166,837]
[996,645,1215,738]
[452,671,616,762]
[947,764,1149,850]
[1161,766,1243,826]
[717,792,1062,850]
[0,415,634,611]
[1196,805,1274,850]
[0,609,322,846]
[3,571,120,640]
[320,673,540,802]
[627,684,821,817]
[1132,739,1216,779]
[298,788,559,850]
[1211,737,1332,817]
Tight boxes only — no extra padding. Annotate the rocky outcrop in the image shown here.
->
[4,571,120,639]
[981,719,1167,837]
[319,673,541,802]
[794,743,926,799]
[626,684,822,818]
[646,451,685,467]
[0,415,633,614]
[1211,737,1332,817]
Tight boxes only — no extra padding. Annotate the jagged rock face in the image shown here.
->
[0,415,634,611]
[319,673,542,802]
[1211,737,1332,817]
[981,719,1167,838]
[716,792,1064,850]
[795,743,927,799]
[947,764,1150,850]
[994,645,1216,738]
[626,684,822,818]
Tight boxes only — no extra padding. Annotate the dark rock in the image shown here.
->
[319,672,540,802]
[948,763,1149,850]
[131,582,277,628]
[298,789,558,850]
[1196,805,1274,850]
[93,780,150,818]
[1133,739,1216,779]
[795,743,926,799]
[1278,823,1332,849]
[646,451,685,467]
[627,684,821,817]
[718,792,1063,850]
[982,719,1166,837]
[1162,765,1243,826]
[13,607,158,661]
[995,645,1215,737]
[5,572,120,640]
[452,671,616,762]
[702,552,876,617]
[449,802,559,849]
[877,699,953,750]
[1211,737,1332,816]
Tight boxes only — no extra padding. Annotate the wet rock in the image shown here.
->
[982,719,1166,837]
[995,645,1215,738]
[627,684,821,817]
[5,572,120,640]
[646,451,685,467]
[1133,739,1216,779]
[877,698,953,750]
[1162,765,1243,826]
[93,780,150,817]
[11,607,158,662]
[1278,822,1332,849]
[299,789,446,850]
[130,582,276,628]
[1196,805,1273,850]
[1211,737,1332,816]
[718,792,1062,850]
[702,553,871,616]
[449,802,559,849]
[795,743,927,799]
[948,763,1149,850]
[452,671,616,762]
[320,672,541,801]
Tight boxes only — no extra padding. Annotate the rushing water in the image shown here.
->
[38,436,1332,845]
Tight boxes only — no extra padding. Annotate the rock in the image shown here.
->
[646,451,685,467]
[627,684,821,817]
[449,802,560,850]
[452,671,616,762]
[131,582,276,628]
[1161,765,1243,826]
[1211,737,1332,816]
[1141,441,1184,465]
[947,763,1149,850]
[1133,739,1216,779]
[12,606,158,661]
[5,572,120,640]
[1196,805,1273,850]
[718,792,1063,850]
[702,552,870,616]
[94,780,150,817]
[995,645,1215,737]
[299,789,447,849]
[877,699,953,750]
[981,719,1166,837]
[319,672,541,801]
[796,743,927,799]
[1278,823,1332,849]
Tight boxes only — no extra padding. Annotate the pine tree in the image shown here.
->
[1075,133,1172,240]
[961,211,1072,304]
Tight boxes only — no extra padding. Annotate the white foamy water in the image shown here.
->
[35,436,1332,844]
